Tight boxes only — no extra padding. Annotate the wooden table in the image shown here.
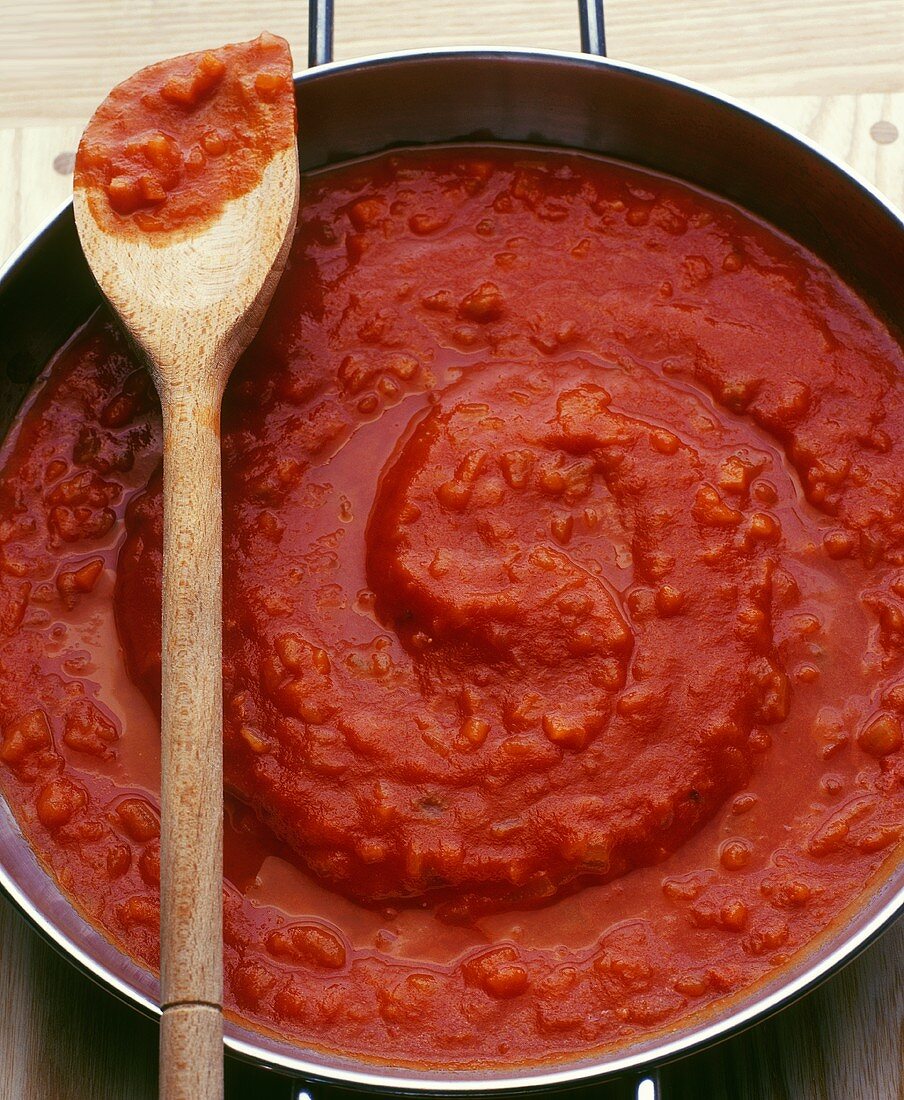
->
[1,2,902,1097]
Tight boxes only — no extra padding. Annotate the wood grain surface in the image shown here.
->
[1,2,902,1098]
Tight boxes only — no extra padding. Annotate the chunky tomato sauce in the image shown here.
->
[74,33,294,235]
[1,147,903,1067]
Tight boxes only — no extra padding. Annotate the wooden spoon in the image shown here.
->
[73,39,299,1100]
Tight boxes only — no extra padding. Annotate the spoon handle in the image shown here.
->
[161,1005,223,1099]
[158,388,224,1099]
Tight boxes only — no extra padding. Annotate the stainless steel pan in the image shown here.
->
[1,1,902,1095]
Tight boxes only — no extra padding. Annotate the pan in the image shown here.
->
[0,1,901,1095]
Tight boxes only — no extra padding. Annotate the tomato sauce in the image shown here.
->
[74,33,295,236]
[1,147,902,1067]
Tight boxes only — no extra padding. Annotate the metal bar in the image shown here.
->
[578,0,607,56]
[637,1074,660,1100]
[308,0,335,68]
[311,0,602,65]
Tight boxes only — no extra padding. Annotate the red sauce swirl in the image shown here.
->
[1,147,902,1067]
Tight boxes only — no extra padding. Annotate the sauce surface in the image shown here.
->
[1,147,903,1067]
[74,33,295,235]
